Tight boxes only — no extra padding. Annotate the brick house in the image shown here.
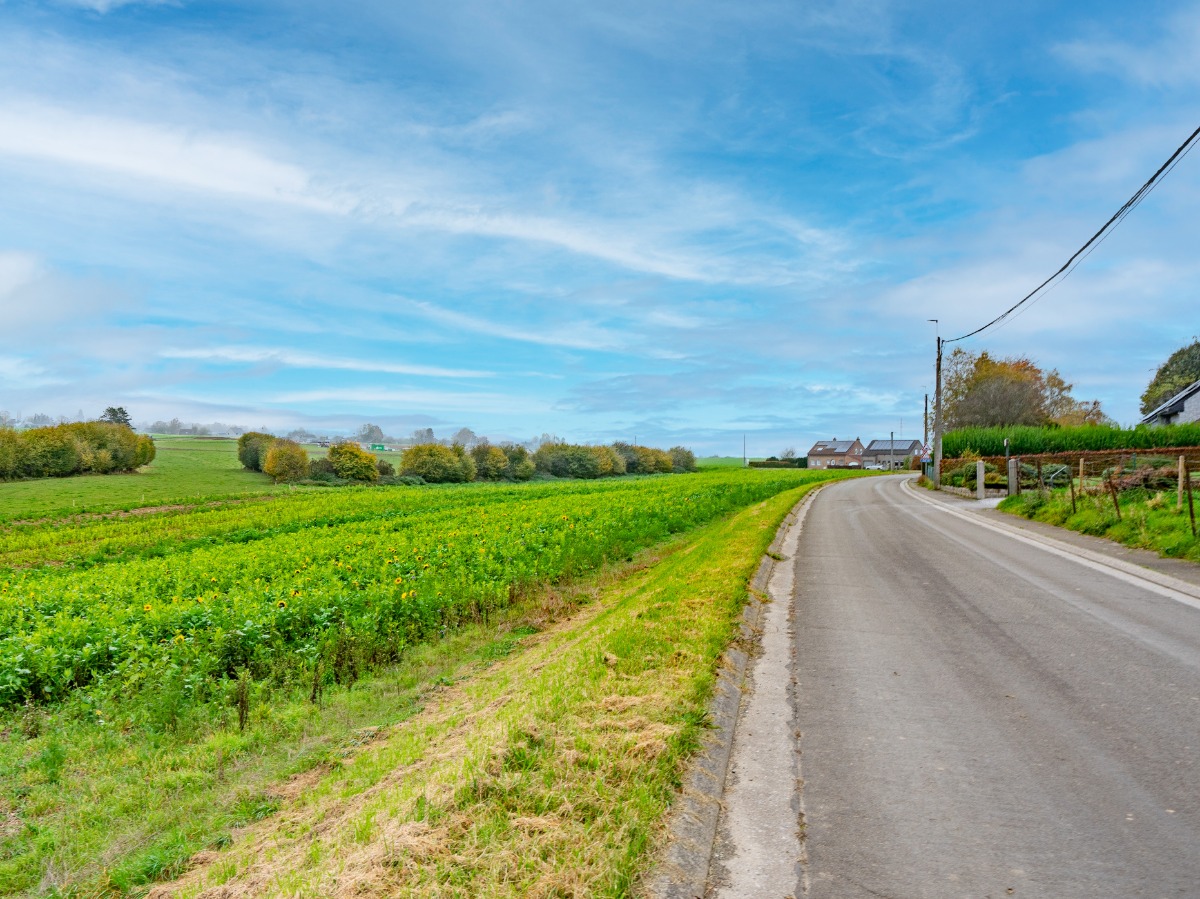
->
[861,438,922,470]
[805,438,865,469]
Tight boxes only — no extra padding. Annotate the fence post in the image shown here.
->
[977,460,986,501]
[1080,457,1085,491]
[1069,470,1077,514]
[1180,455,1187,511]
[1107,474,1122,521]
[1187,467,1196,538]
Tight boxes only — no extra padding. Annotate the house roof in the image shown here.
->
[808,439,860,455]
[1141,378,1200,424]
[863,439,922,454]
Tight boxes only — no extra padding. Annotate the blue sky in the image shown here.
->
[1,0,1197,454]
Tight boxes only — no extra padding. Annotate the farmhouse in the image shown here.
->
[806,438,864,469]
[1141,379,1200,427]
[861,438,922,470]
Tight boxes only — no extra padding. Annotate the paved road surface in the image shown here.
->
[714,475,1200,898]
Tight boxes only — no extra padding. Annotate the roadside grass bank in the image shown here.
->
[1000,487,1200,563]
[146,481,831,899]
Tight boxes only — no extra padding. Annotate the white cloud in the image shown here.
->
[0,102,347,212]
[0,251,40,296]
[158,346,493,379]
[271,387,549,415]
[401,299,631,352]
[56,0,175,11]
[1056,6,1200,87]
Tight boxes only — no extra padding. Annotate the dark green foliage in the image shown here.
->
[499,443,535,481]
[534,443,627,478]
[328,442,380,482]
[943,423,1200,459]
[1141,339,1200,414]
[99,406,133,428]
[668,446,697,473]
[236,432,275,472]
[401,443,475,483]
[471,443,510,481]
[376,458,395,477]
[307,457,339,482]
[0,422,155,481]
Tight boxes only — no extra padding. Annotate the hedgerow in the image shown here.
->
[0,422,154,480]
[942,422,1200,459]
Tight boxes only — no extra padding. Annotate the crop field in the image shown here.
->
[0,466,861,896]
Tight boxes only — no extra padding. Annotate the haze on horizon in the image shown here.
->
[1,0,1197,455]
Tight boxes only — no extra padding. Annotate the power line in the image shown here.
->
[946,122,1200,344]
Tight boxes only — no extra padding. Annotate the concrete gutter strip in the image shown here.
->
[644,489,816,899]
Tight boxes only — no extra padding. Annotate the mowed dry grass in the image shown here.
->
[147,486,811,899]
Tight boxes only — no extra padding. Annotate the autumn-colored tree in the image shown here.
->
[470,443,510,480]
[328,441,380,481]
[263,439,310,483]
[943,349,1105,429]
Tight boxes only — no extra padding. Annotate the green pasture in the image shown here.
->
[0,437,286,523]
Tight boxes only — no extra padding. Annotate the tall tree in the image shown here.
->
[943,349,1104,429]
[99,406,133,428]
[1141,339,1200,414]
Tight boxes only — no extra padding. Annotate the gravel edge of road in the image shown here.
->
[644,490,815,899]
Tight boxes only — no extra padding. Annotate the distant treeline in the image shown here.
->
[0,422,156,481]
[943,423,1200,459]
[238,433,697,485]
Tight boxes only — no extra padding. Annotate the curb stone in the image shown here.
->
[644,488,818,899]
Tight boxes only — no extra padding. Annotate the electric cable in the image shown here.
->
[946,122,1200,344]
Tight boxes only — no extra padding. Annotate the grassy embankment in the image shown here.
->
[0,460,862,896]
[1000,486,1200,563]
[147,482,830,898]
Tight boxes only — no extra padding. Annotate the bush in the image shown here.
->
[534,443,626,479]
[237,432,275,472]
[328,442,380,482]
[613,442,673,474]
[401,443,475,483]
[499,443,535,481]
[376,458,395,477]
[471,443,510,481]
[308,457,338,481]
[262,439,310,483]
[670,447,696,472]
[0,422,154,481]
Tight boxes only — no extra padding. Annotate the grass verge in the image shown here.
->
[137,482,821,898]
[999,487,1200,563]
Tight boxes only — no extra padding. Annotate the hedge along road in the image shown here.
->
[714,474,1200,898]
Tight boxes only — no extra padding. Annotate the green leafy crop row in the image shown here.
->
[0,469,851,716]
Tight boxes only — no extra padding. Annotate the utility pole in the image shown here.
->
[934,336,944,488]
[743,433,747,468]
[889,430,894,472]
[923,393,929,447]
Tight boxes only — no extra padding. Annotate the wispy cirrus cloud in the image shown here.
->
[159,346,493,379]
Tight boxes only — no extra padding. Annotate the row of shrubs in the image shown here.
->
[0,422,156,481]
[943,423,1200,459]
[237,433,697,485]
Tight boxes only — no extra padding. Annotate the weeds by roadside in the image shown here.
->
[999,487,1200,563]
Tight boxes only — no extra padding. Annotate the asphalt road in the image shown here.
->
[776,475,1200,898]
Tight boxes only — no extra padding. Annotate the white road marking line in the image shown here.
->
[900,478,1200,614]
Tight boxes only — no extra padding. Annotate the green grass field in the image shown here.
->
[0,450,863,896]
[0,437,287,523]
[1000,486,1200,563]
